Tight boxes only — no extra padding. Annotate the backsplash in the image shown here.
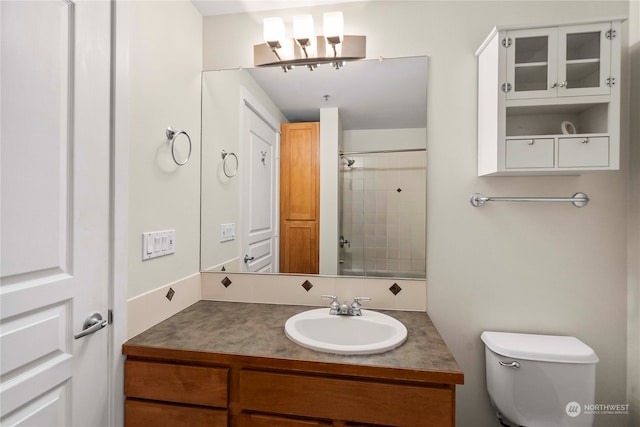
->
[201,272,427,311]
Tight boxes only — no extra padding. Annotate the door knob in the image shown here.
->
[74,312,107,340]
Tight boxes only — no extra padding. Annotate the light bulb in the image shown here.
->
[323,11,344,43]
[263,17,284,43]
[293,14,314,45]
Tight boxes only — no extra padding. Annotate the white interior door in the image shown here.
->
[240,97,279,273]
[1,1,111,426]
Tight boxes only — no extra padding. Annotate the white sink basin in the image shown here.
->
[284,308,408,355]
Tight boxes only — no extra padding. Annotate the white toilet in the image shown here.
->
[481,331,599,427]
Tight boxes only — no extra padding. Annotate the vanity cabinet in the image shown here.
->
[122,302,463,427]
[124,357,456,427]
[477,19,623,176]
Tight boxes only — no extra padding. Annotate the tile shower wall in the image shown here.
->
[341,152,426,278]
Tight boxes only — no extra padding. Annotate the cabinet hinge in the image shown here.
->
[606,77,616,87]
[502,37,512,48]
[501,82,512,93]
[605,29,616,40]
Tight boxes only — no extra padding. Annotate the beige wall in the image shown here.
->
[125,0,202,299]
[628,1,639,425]
[203,2,631,426]
[343,128,427,152]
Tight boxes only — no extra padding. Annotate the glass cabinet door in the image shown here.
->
[506,28,558,99]
[558,23,611,96]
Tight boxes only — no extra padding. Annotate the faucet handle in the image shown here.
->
[350,296,370,316]
[321,295,340,314]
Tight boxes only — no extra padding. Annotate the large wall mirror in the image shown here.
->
[201,56,428,279]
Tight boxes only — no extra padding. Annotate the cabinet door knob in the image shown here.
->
[581,138,589,144]
[551,82,559,88]
[527,139,535,145]
[559,81,568,88]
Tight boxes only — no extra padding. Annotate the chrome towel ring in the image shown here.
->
[221,150,238,178]
[166,127,192,166]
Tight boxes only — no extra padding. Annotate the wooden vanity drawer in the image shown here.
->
[238,370,453,426]
[237,413,330,426]
[125,360,228,408]
[126,399,227,427]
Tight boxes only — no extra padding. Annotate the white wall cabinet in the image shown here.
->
[477,19,623,176]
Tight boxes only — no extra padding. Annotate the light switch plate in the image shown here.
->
[220,223,235,242]
[142,229,176,260]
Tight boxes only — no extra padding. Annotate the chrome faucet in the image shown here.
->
[321,295,370,316]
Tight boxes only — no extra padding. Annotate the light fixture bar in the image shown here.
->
[255,12,365,71]
[254,35,365,69]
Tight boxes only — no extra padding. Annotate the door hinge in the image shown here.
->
[501,82,512,93]
[605,29,616,40]
[108,309,113,324]
[606,77,616,87]
[502,37,512,48]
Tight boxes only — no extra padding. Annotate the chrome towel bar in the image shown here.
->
[470,192,589,208]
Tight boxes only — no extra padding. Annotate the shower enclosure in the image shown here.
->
[339,149,426,278]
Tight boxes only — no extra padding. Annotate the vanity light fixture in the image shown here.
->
[254,11,365,72]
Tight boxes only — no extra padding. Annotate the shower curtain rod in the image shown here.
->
[340,148,426,156]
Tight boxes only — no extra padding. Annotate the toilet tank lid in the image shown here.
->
[481,331,599,364]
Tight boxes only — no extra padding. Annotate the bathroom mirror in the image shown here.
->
[201,56,427,279]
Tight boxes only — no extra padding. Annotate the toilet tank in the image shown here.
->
[481,331,599,427]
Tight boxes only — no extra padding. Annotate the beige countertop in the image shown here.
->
[123,300,463,385]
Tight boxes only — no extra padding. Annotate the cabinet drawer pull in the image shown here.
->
[527,139,535,145]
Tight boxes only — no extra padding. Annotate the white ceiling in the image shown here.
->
[191,0,364,17]
[246,56,428,130]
